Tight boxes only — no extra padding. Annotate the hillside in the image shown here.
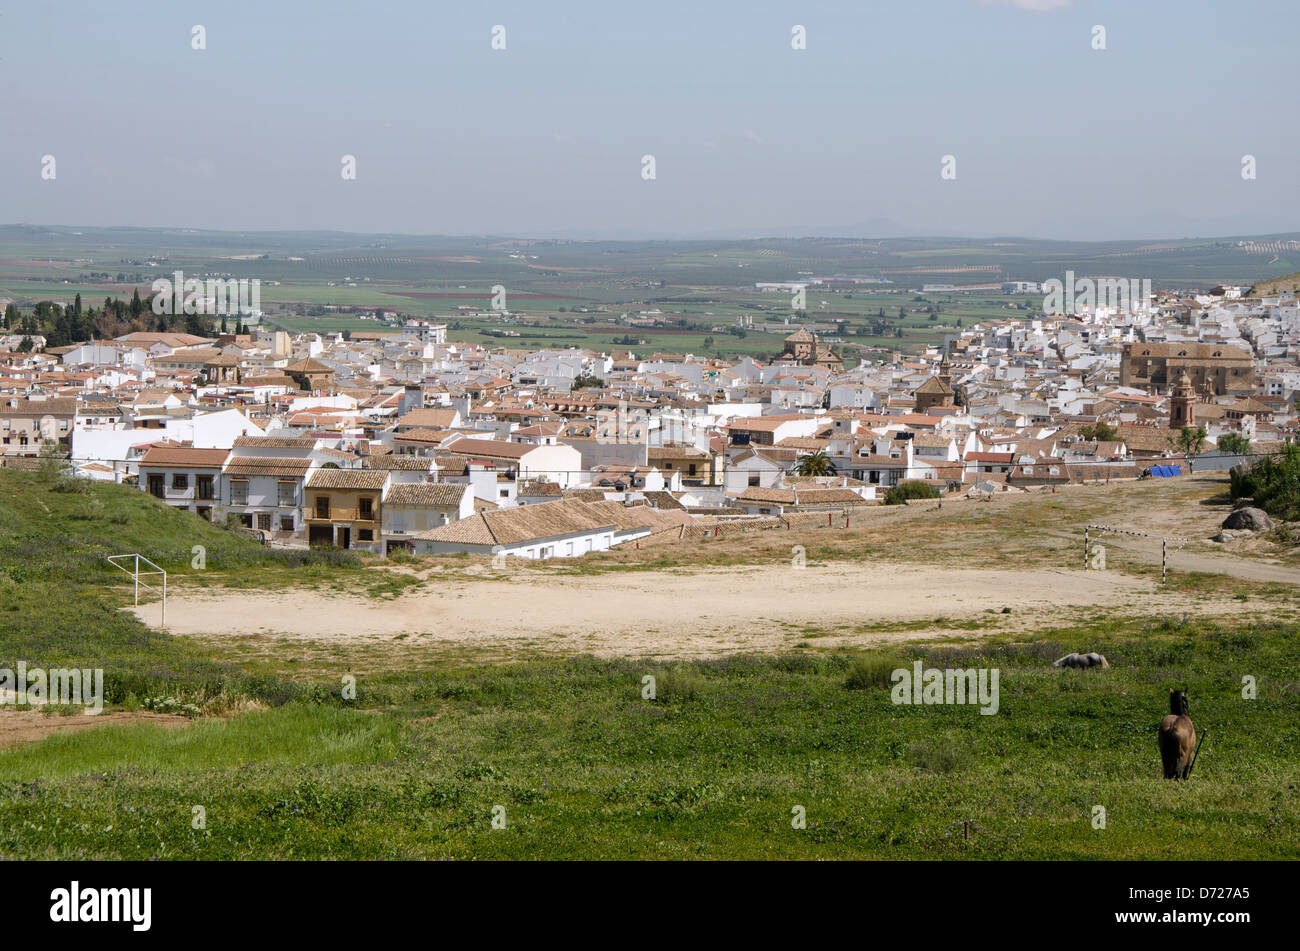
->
[0,469,351,700]
[1249,271,1300,296]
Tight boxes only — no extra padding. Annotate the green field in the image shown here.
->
[1,470,1297,859]
[6,224,1300,361]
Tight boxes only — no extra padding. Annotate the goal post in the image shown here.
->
[106,553,167,627]
[1084,524,1184,585]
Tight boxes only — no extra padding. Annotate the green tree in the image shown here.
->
[1217,432,1252,455]
[1168,426,1207,471]
[38,439,65,482]
[1079,422,1119,442]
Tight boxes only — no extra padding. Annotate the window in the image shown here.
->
[358,529,373,542]
[230,480,249,505]
[358,497,373,520]
[277,481,296,507]
[172,473,188,491]
[281,515,295,531]
[316,497,330,519]
[500,489,509,497]
[147,474,165,498]
[257,513,272,531]
[196,475,214,500]
[240,513,253,528]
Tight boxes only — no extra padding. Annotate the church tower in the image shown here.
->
[1169,369,1196,429]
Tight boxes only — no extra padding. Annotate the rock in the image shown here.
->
[1212,529,1251,543]
[1052,652,1110,669]
[1221,507,1273,532]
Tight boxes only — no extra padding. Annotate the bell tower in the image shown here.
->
[1169,370,1196,430]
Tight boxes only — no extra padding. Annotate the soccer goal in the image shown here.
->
[1084,524,1187,584]
[106,553,167,627]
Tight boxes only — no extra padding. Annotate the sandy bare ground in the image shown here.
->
[0,711,190,748]
[129,562,1194,659]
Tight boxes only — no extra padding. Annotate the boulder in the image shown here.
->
[1221,507,1273,532]
[1052,652,1110,670]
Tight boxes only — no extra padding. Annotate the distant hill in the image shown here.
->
[1250,272,1300,296]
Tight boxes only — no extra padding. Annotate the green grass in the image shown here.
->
[2,618,1297,859]
[0,470,361,702]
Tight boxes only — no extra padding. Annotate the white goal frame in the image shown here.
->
[106,553,167,627]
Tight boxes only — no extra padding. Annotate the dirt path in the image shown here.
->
[130,561,1207,659]
[0,711,190,748]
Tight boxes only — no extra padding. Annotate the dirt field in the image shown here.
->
[126,474,1300,661]
[133,561,1217,659]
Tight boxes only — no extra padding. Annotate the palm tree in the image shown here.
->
[793,450,836,477]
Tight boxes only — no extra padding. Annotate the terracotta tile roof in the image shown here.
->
[3,398,77,416]
[397,407,459,429]
[138,447,230,468]
[224,456,314,477]
[518,480,564,496]
[563,487,611,500]
[363,456,436,471]
[232,435,319,449]
[392,427,450,445]
[417,498,614,546]
[384,483,468,505]
[642,490,686,509]
[306,469,389,490]
[442,438,533,460]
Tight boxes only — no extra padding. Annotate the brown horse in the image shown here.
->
[1158,689,1196,779]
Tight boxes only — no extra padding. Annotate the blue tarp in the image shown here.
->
[1150,465,1183,478]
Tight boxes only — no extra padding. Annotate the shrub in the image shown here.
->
[52,474,93,494]
[1232,443,1300,520]
[845,655,905,690]
[654,667,706,702]
[908,735,971,774]
[884,481,941,505]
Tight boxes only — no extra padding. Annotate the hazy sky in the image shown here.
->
[2,0,1295,241]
